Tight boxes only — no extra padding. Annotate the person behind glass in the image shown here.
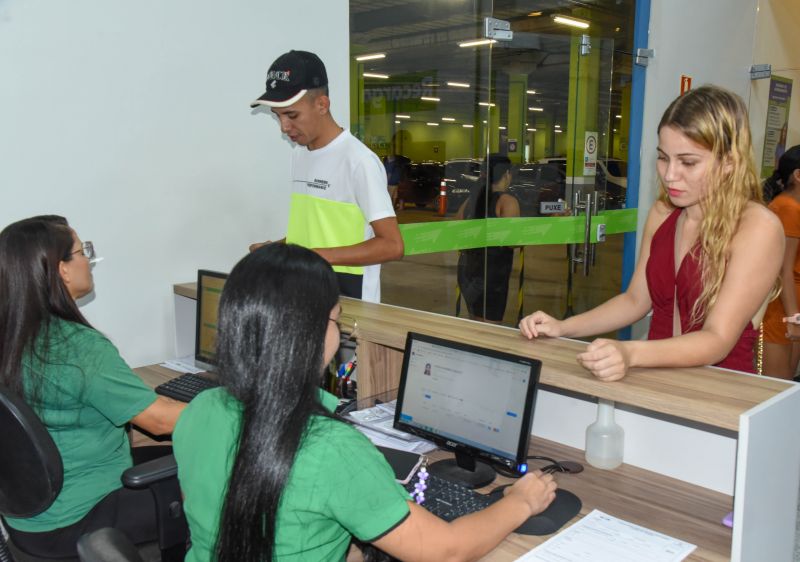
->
[519,85,784,381]
[456,154,520,324]
[0,216,185,557]
[172,243,556,562]
[762,145,800,379]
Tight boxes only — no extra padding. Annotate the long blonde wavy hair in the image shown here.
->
[657,85,773,327]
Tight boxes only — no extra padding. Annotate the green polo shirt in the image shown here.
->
[5,318,157,532]
[173,388,411,562]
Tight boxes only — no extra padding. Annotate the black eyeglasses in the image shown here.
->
[71,241,96,260]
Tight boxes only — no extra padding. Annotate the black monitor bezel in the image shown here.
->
[194,269,228,367]
[393,331,541,475]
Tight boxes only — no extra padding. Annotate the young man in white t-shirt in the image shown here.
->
[249,50,403,302]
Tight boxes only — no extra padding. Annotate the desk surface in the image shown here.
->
[135,364,732,561]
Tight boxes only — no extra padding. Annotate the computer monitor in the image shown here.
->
[394,332,541,488]
[194,270,228,370]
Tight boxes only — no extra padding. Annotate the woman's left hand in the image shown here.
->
[576,338,630,382]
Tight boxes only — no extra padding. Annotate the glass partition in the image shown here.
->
[350,0,636,334]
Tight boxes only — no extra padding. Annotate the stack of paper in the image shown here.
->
[348,401,436,453]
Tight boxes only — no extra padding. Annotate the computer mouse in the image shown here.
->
[488,486,582,536]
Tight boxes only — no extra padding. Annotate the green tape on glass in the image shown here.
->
[398,208,638,255]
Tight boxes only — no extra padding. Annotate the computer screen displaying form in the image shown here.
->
[394,332,540,483]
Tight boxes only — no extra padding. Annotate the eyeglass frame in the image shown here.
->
[71,241,96,260]
[328,314,357,337]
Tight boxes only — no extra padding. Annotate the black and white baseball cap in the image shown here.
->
[250,50,328,108]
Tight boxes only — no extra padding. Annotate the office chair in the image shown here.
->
[0,387,187,562]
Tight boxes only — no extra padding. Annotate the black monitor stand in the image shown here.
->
[428,450,496,489]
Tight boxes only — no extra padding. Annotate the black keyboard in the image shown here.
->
[405,473,494,521]
[155,373,219,402]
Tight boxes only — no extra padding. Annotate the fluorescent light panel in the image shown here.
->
[463,124,474,128]
[526,89,536,95]
[396,114,411,119]
[479,102,496,107]
[553,15,590,29]
[528,107,544,112]
[458,39,497,48]
[355,53,386,61]
[426,122,440,126]
[441,117,456,122]
[447,81,470,88]
[420,96,440,102]
[363,72,389,79]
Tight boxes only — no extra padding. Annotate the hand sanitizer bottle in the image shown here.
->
[585,399,624,469]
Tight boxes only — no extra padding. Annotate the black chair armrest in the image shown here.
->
[122,454,178,489]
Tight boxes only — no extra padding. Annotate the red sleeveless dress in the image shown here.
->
[645,208,757,373]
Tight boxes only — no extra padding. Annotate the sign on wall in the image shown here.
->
[680,75,692,95]
[761,75,793,178]
[583,131,598,176]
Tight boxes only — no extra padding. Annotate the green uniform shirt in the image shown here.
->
[5,318,157,532]
[173,388,411,562]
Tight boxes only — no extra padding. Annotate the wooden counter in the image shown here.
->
[133,364,732,561]
[171,282,800,561]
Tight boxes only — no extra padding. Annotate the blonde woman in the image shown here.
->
[520,86,783,381]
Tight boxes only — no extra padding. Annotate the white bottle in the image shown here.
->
[585,399,624,469]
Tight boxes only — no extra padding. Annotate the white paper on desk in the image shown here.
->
[354,425,437,454]
[159,355,204,374]
[515,509,696,562]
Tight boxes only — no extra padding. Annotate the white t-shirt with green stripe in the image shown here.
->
[287,130,395,302]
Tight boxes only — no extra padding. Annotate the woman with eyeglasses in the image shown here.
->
[0,215,185,558]
[520,85,784,380]
[172,243,556,562]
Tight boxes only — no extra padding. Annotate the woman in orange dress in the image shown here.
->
[762,145,800,379]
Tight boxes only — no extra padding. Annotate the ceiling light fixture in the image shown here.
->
[447,81,470,88]
[527,128,537,132]
[363,73,389,79]
[441,117,456,122]
[615,114,622,119]
[355,53,386,61]
[463,124,474,128]
[479,102,496,107]
[528,107,544,112]
[553,15,590,29]
[395,120,400,124]
[555,129,563,134]
[458,39,497,48]
[527,11,543,17]
[526,89,537,95]
[396,114,411,119]
[499,126,507,130]
[420,96,440,102]
[426,122,440,126]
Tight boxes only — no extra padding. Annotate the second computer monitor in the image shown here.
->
[394,332,541,488]
[194,269,228,370]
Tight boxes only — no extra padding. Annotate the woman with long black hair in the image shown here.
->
[173,243,556,562]
[762,145,800,378]
[0,215,184,557]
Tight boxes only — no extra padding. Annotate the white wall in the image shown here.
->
[749,0,800,172]
[636,0,759,248]
[0,0,349,367]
